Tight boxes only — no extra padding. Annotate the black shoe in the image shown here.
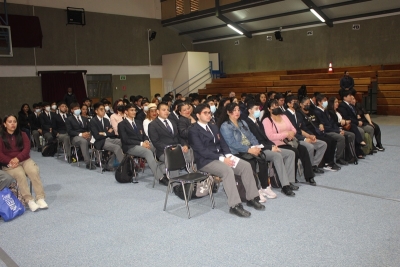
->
[306,178,317,186]
[313,166,324,174]
[247,197,265,210]
[337,159,348,165]
[229,203,251,217]
[159,175,169,186]
[86,164,96,170]
[331,164,341,170]
[377,145,385,151]
[289,183,299,191]
[281,185,295,196]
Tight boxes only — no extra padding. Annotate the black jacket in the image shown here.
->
[244,117,274,150]
[148,118,182,158]
[118,118,148,153]
[90,116,117,150]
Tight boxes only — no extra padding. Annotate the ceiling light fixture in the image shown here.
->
[310,9,325,22]
[227,24,244,35]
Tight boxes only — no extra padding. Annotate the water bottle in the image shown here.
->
[39,136,43,146]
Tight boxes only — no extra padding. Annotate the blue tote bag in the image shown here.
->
[0,187,25,222]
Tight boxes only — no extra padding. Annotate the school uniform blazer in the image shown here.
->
[178,116,195,147]
[118,118,148,153]
[188,123,232,170]
[338,101,359,125]
[53,114,70,136]
[168,112,179,126]
[65,115,90,138]
[314,108,340,133]
[90,116,117,150]
[28,113,41,131]
[244,117,274,150]
[284,110,306,141]
[39,112,57,135]
[148,118,182,158]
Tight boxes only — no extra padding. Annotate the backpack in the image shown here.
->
[344,135,358,164]
[173,177,212,200]
[268,163,282,188]
[115,155,135,183]
[362,133,373,155]
[41,142,57,157]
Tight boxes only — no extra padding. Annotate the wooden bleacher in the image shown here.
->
[198,64,400,115]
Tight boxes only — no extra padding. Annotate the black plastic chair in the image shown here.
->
[163,144,215,219]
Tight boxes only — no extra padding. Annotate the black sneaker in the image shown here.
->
[229,203,251,217]
[377,146,385,151]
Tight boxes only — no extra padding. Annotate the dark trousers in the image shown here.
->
[236,154,269,189]
[317,135,336,165]
[278,144,314,180]
[371,122,382,147]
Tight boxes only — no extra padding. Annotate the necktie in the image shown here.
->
[101,119,104,129]
[164,120,173,134]
[255,118,260,128]
[350,105,356,115]
[48,113,51,120]
[77,117,84,128]
[132,121,138,133]
[63,114,66,121]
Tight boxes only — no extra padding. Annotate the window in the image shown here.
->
[191,0,199,12]
[176,0,184,16]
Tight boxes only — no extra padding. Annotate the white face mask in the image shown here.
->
[73,109,81,116]
[45,106,51,112]
[157,97,162,102]
[210,105,216,114]
[35,109,41,113]
[105,106,110,111]
[143,106,149,112]
[51,105,57,110]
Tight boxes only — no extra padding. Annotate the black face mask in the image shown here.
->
[303,105,310,111]
[271,107,283,115]
[117,105,125,112]
[293,102,300,110]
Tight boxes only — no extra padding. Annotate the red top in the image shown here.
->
[0,132,31,165]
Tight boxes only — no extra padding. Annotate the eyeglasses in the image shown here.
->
[201,111,211,115]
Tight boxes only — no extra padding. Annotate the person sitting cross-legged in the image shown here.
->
[90,102,124,165]
[65,102,96,170]
[188,104,265,218]
[118,104,164,183]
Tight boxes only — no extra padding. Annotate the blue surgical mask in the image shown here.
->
[210,105,216,114]
[322,101,328,109]
[74,109,81,116]
[253,110,261,119]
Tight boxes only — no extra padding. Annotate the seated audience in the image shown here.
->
[177,102,197,147]
[53,101,71,161]
[274,93,286,111]
[90,102,124,164]
[39,102,57,144]
[65,102,96,170]
[148,102,188,185]
[50,101,58,113]
[28,103,43,151]
[168,99,183,126]
[206,97,217,124]
[284,95,327,173]
[245,101,297,196]
[83,98,94,117]
[18,103,32,138]
[262,100,316,186]
[110,101,125,136]
[143,103,158,137]
[214,98,231,120]
[188,104,265,217]
[81,104,91,121]
[297,98,341,171]
[0,115,48,212]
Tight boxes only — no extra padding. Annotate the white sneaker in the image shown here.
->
[28,200,40,212]
[262,186,277,199]
[36,199,48,209]
[258,190,267,203]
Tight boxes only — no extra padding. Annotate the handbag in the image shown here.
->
[343,123,351,131]
[283,137,299,148]
[0,187,25,222]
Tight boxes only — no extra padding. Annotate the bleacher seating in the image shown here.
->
[198,64,400,115]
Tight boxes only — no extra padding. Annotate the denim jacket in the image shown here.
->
[220,119,260,154]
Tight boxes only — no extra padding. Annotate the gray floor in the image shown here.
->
[1,118,400,267]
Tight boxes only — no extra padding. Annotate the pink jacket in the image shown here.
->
[262,115,296,146]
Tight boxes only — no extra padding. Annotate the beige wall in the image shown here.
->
[150,78,163,100]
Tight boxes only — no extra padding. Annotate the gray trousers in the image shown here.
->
[0,170,15,191]
[58,133,71,156]
[72,136,91,164]
[43,132,53,143]
[300,139,327,167]
[32,130,41,148]
[326,132,345,160]
[263,148,295,186]
[362,125,374,140]
[127,145,163,180]
[103,138,124,163]
[200,159,259,208]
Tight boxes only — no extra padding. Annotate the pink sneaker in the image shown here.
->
[258,190,267,203]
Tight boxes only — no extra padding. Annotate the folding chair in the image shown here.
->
[163,144,215,219]
[89,144,106,173]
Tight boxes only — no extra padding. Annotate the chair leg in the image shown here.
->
[207,178,215,209]
[75,146,80,167]
[98,150,103,173]
[182,182,191,219]
[163,180,172,211]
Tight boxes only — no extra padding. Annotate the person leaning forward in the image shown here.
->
[188,103,265,218]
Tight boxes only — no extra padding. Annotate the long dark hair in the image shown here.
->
[260,99,278,122]
[214,98,230,119]
[18,103,32,115]
[327,97,336,112]
[217,102,238,128]
[1,115,24,151]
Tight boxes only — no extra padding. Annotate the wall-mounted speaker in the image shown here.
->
[67,7,86,26]
[274,31,283,41]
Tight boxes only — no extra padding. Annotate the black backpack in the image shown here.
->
[41,142,57,157]
[115,155,135,183]
[173,178,211,200]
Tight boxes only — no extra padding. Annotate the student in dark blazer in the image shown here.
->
[90,102,124,163]
[53,101,71,159]
[118,104,164,183]
[188,103,264,218]
[65,102,95,170]
[39,102,57,144]
[148,102,188,184]
[168,99,182,126]
[29,103,43,151]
